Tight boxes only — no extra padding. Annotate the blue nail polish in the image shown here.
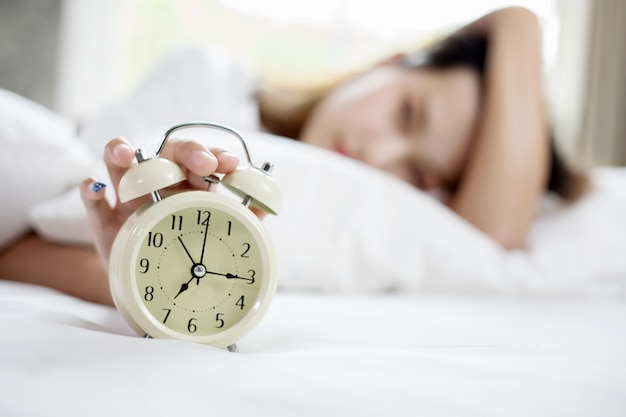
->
[91,182,107,192]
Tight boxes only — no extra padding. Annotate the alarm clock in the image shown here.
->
[108,122,281,351]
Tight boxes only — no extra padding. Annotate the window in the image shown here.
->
[56,0,556,119]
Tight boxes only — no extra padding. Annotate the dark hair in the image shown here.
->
[403,33,488,74]
[402,33,588,201]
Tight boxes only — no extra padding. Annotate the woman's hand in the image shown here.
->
[80,137,240,269]
[448,7,549,249]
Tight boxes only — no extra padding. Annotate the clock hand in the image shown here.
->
[174,276,195,299]
[177,236,196,265]
[200,217,210,265]
[205,270,255,284]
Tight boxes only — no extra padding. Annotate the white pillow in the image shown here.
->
[78,46,260,156]
[0,88,98,251]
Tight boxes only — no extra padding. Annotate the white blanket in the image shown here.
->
[1,280,625,417]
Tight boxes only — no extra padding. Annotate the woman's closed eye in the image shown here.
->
[400,99,413,132]
[399,97,425,135]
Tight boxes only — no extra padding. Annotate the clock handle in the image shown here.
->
[155,122,255,166]
[153,122,282,215]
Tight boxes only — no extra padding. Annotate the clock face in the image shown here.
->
[133,205,264,337]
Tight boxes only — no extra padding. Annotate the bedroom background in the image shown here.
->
[0,0,623,167]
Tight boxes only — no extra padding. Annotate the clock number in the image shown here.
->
[162,308,171,324]
[215,313,225,328]
[144,286,154,301]
[227,221,232,236]
[170,215,183,231]
[241,243,251,258]
[187,318,197,333]
[235,295,245,310]
[247,269,256,284]
[139,258,150,273]
[197,210,211,226]
[147,232,163,248]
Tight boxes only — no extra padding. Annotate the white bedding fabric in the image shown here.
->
[1,280,625,417]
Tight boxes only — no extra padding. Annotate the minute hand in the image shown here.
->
[205,270,254,284]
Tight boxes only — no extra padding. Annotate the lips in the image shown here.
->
[334,140,351,158]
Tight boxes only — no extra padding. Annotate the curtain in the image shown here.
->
[579,0,626,166]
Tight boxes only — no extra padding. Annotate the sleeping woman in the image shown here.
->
[0,7,588,305]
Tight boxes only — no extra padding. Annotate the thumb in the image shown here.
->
[80,177,119,267]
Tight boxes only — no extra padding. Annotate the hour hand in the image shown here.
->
[174,276,194,299]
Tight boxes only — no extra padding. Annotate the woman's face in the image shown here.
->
[299,63,481,190]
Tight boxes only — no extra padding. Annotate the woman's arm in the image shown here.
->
[0,234,113,305]
[449,7,549,249]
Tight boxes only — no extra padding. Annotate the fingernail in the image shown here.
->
[220,151,239,160]
[219,149,238,157]
[91,182,107,193]
[112,142,133,159]
[191,150,217,171]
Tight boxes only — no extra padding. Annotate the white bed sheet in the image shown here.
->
[1,280,625,417]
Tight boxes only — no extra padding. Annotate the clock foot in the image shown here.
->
[227,343,239,353]
[143,333,152,339]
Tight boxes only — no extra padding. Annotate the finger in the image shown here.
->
[185,148,240,191]
[103,138,136,195]
[160,139,218,178]
[212,149,240,174]
[249,206,268,220]
[80,178,119,265]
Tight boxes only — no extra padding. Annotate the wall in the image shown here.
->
[0,0,62,109]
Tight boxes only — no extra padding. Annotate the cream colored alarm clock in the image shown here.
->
[108,122,281,351]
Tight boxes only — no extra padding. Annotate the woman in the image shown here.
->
[0,7,587,305]
[260,6,587,249]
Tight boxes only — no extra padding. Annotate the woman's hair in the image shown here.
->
[403,33,588,201]
[259,32,589,201]
[402,33,488,75]
[258,74,349,140]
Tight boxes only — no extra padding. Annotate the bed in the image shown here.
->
[1,47,626,416]
[2,282,625,417]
